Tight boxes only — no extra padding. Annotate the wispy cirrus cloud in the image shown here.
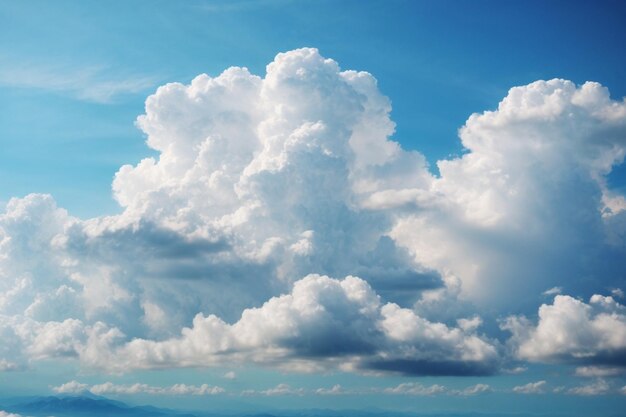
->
[0,59,157,103]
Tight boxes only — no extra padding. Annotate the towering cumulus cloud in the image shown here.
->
[0,48,625,375]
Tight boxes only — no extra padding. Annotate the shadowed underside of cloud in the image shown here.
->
[80,275,499,375]
[0,48,626,376]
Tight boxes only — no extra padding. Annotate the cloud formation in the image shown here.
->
[503,294,626,370]
[1,48,626,378]
[567,379,611,396]
[78,274,499,375]
[52,380,224,396]
[0,412,24,417]
[512,381,547,394]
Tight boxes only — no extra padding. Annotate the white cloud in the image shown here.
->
[315,384,344,395]
[381,382,490,396]
[454,383,491,396]
[512,380,547,394]
[0,359,19,372]
[567,379,610,396]
[503,366,527,374]
[391,79,626,310]
[52,381,224,396]
[0,411,25,417]
[78,274,498,375]
[383,383,447,396]
[502,294,626,368]
[542,287,562,296]
[242,383,304,397]
[52,380,89,393]
[223,371,236,380]
[0,48,625,377]
[575,366,625,377]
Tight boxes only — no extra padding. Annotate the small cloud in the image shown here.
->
[0,412,25,417]
[456,316,482,332]
[567,379,610,396]
[454,383,491,396]
[513,380,547,394]
[542,287,562,296]
[575,366,625,377]
[52,380,88,394]
[315,384,344,395]
[383,383,447,396]
[242,384,305,397]
[612,288,625,299]
[0,359,20,372]
[223,371,236,380]
[0,410,22,417]
[503,366,528,374]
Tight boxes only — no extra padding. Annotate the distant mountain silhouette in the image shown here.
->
[1,398,597,417]
[1,395,198,417]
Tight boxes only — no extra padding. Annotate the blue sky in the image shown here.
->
[1,1,626,415]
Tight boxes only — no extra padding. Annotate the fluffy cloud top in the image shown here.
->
[1,48,626,377]
[503,294,626,369]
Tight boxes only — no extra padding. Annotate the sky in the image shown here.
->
[1,0,626,415]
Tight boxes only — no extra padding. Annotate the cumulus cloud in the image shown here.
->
[315,384,344,395]
[52,380,224,396]
[502,294,626,369]
[512,380,547,394]
[567,379,610,396]
[0,359,19,372]
[242,383,304,397]
[383,383,447,396]
[77,275,498,375]
[454,383,491,396]
[0,412,25,417]
[1,48,626,377]
[575,366,625,377]
[382,382,490,396]
[52,380,89,393]
[391,79,626,310]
